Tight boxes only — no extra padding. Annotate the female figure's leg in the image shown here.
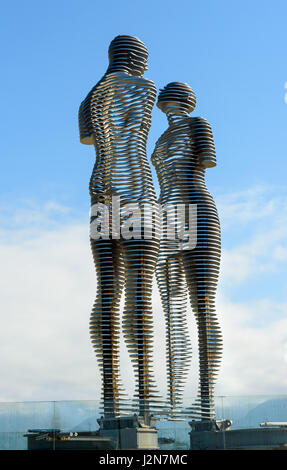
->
[182,242,222,421]
[156,253,192,412]
[90,238,125,418]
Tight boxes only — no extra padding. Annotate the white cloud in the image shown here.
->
[215,295,287,396]
[218,185,287,284]
[0,218,98,401]
[216,185,287,228]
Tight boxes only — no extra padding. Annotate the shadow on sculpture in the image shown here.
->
[151,82,222,422]
[78,35,160,424]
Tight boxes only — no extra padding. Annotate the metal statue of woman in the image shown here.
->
[151,82,222,422]
[78,36,160,421]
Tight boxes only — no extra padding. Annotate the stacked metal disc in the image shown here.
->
[79,36,161,419]
[152,82,222,421]
[155,252,192,415]
[156,81,196,113]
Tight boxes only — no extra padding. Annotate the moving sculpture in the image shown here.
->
[151,82,222,421]
[78,35,160,421]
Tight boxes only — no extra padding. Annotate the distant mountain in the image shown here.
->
[243,397,287,427]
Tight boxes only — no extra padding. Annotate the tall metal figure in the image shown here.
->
[151,82,222,421]
[78,36,160,420]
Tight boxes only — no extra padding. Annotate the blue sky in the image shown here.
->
[1,0,286,204]
[0,0,287,401]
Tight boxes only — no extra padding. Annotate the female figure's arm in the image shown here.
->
[78,102,93,145]
[191,117,216,168]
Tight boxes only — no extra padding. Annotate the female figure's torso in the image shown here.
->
[152,116,220,254]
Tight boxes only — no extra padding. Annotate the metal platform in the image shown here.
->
[25,430,115,450]
[189,425,287,450]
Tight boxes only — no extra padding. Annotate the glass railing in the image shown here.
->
[0,396,286,449]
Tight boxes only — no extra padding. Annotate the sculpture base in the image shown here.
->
[97,415,159,449]
[189,421,287,449]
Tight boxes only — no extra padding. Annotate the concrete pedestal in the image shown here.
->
[97,415,159,449]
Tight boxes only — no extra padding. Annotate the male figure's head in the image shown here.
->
[108,35,148,77]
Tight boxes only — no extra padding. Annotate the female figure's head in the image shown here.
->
[157,82,196,116]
